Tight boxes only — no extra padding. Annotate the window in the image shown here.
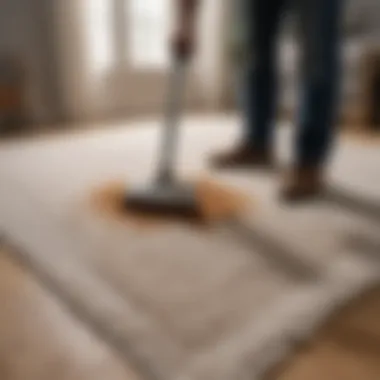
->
[83,0,172,73]
[83,0,114,74]
[128,0,172,68]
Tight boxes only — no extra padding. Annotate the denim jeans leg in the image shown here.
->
[295,0,344,166]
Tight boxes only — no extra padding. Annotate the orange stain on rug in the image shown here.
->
[89,178,252,229]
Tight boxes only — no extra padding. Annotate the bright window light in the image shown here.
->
[83,0,114,74]
[128,0,172,69]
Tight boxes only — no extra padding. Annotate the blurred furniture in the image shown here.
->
[361,49,380,130]
[0,56,26,134]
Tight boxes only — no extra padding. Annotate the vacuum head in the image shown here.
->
[124,182,201,219]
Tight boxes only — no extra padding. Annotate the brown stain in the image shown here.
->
[90,178,251,229]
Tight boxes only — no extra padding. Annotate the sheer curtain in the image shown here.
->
[84,0,172,72]
[55,0,225,121]
[128,0,172,69]
[84,0,115,76]
[81,0,173,117]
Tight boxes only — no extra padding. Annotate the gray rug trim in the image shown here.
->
[325,186,380,225]
[217,220,322,282]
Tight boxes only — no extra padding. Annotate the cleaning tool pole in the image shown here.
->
[156,57,187,185]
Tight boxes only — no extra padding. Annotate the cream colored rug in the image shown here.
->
[0,116,379,380]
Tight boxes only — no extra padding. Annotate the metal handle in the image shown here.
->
[156,57,187,184]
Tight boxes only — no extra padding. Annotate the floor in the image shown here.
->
[0,247,137,380]
[270,287,380,380]
[0,116,379,380]
[1,244,379,380]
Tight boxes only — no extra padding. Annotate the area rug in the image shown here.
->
[0,117,379,380]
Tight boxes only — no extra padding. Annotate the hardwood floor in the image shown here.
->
[0,248,139,380]
[269,288,380,380]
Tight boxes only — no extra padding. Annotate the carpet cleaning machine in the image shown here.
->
[124,56,200,217]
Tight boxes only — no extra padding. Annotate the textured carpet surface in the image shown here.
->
[0,116,379,380]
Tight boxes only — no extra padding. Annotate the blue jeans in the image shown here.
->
[241,0,343,166]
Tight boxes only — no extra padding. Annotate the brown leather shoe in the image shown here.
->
[211,143,274,169]
[281,166,325,202]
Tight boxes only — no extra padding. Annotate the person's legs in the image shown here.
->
[282,0,343,200]
[212,0,288,168]
[243,0,287,149]
[295,0,343,166]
